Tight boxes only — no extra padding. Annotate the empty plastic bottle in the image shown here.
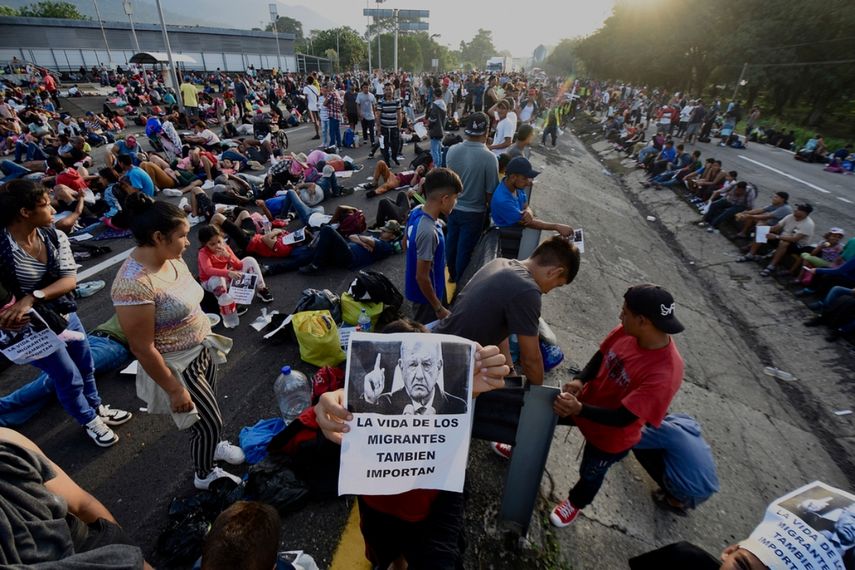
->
[357,307,372,332]
[218,293,239,329]
[274,365,311,424]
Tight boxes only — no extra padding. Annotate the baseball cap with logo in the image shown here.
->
[506,157,541,179]
[125,135,137,147]
[623,284,685,334]
[464,112,489,137]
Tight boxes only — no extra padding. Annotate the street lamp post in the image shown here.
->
[123,0,148,90]
[269,4,283,73]
[92,0,113,65]
[375,0,385,71]
[154,0,183,112]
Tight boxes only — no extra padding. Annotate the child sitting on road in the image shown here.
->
[197,224,273,303]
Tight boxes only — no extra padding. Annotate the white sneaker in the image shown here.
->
[97,404,133,426]
[85,416,118,447]
[213,440,246,465]
[162,188,183,197]
[194,466,241,490]
[178,197,190,211]
[187,214,203,226]
[202,180,215,190]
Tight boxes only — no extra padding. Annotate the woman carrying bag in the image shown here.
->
[111,193,244,489]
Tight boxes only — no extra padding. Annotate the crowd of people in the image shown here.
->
[0,60,848,570]
[583,80,855,342]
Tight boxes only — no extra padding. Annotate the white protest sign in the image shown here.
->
[0,310,64,365]
[573,228,585,253]
[339,332,475,496]
[740,481,853,570]
[756,225,772,244]
[228,273,258,305]
[283,228,306,245]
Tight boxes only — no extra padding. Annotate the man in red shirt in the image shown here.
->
[549,284,685,527]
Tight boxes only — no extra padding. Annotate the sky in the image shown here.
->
[273,0,618,57]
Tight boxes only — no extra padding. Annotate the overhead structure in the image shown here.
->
[363,7,429,72]
[128,51,197,65]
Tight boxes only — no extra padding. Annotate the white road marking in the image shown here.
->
[738,155,832,194]
[77,248,133,280]
[838,197,854,204]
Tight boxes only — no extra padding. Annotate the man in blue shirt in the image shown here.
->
[108,135,142,167]
[633,413,720,513]
[490,157,573,237]
[116,154,155,197]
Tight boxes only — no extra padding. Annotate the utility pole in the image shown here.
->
[155,0,183,112]
[366,0,372,73]
[393,9,398,73]
[731,62,748,103]
[376,0,385,71]
[268,4,283,73]
[92,0,113,65]
[123,0,148,90]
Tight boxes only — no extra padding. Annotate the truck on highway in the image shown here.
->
[486,56,512,73]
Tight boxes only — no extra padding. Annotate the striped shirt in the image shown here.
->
[377,97,402,129]
[4,229,77,293]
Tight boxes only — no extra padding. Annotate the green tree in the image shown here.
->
[544,38,579,76]
[309,27,367,71]
[265,15,304,45]
[18,1,86,19]
[0,6,19,15]
[459,29,496,69]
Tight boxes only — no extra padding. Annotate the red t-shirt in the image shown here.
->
[56,168,88,192]
[246,233,293,258]
[574,325,684,453]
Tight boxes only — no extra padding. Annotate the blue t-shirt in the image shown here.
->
[126,165,155,196]
[114,140,139,159]
[348,238,394,269]
[404,206,445,305]
[490,180,527,227]
[659,146,677,162]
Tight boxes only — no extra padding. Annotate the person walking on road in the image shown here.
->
[112,194,245,490]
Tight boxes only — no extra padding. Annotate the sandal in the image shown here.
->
[652,489,689,516]
[759,268,772,277]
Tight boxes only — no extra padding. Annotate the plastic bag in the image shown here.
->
[245,454,310,514]
[239,417,287,464]
[311,366,345,404]
[291,310,346,367]
[293,288,341,324]
[341,292,383,328]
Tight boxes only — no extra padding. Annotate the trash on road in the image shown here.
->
[762,366,796,382]
[833,409,852,416]
[646,215,657,222]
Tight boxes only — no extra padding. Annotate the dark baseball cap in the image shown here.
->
[505,157,541,179]
[774,191,789,202]
[624,284,685,334]
[796,202,813,214]
[464,112,489,136]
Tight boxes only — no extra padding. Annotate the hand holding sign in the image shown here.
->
[316,389,351,445]
[363,353,385,404]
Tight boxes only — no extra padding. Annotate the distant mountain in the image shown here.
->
[1,0,340,32]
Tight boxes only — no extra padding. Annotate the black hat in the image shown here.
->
[464,112,488,136]
[624,284,684,334]
[505,157,541,179]
[796,203,813,214]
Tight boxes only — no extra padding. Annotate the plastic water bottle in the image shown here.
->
[218,292,239,328]
[357,307,371,332]
[274,365,311,423]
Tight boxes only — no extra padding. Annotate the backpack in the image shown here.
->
[338,208,366,237]
[342,128,356,148]
[348,270,404,329]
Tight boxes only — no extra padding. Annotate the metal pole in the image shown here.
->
[155,0,184,112]
[366,0,371,72]
[376,1,382,71]
[393,9,398,73]
[273,20,282,73]
[92,0,113,64]
[336,30,340,73]
[731,62,748,103]
[124,1,148,90]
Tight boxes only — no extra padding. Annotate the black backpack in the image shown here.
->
[349,270,404,329]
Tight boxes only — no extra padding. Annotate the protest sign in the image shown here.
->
[0,311,64,365]
[283,228,306,245]
[228,273,258,305]
[573,228,585,253]
[741,481,854,570]
[339,332,474,496]
[756,225,772,244]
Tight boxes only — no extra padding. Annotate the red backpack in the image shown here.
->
[338,208,366,237]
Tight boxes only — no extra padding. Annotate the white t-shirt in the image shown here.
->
[318,95,328,121]
[778,214,815,243]
[492,118,515,155]
[303,84,320,111]
[519,103,535,123]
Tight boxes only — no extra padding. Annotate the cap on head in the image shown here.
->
[829,227,845,236]
[380,219,403,238]
[624,284,684,334]
[321,165,335,178]
[464,112,488,137]
[505,157,541,179]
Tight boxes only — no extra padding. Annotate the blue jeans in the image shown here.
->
[221,149,249,167]
[321,119,330,146]
[568,441,630,508]
[1,159,31,183]
[823,286,853,309]
[445,209,485,281]
[329,117,342,148]
[430,138,442,168]
[15,141,47,162]
[29,313,102,425]
[317,173,342,199]
[264,189,314,224]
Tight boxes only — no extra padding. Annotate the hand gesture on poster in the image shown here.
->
[316,389,351,445]
[363,353,385,404]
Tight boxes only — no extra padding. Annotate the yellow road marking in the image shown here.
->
[330,502,371,570]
